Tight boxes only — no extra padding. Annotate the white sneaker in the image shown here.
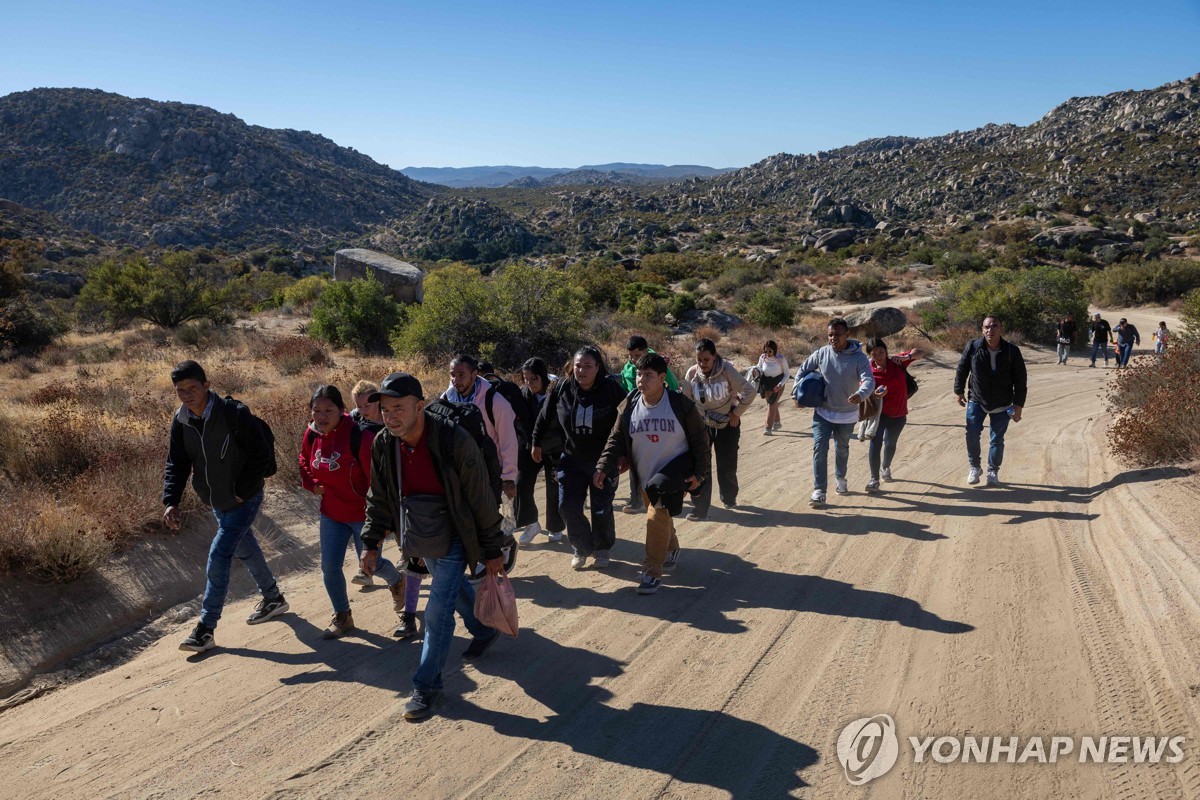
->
[835,478,848,494]
[809,490,826,508]
[547,530,566,543]
[987,470,1000,486]
[350,570,374,586]
[967,467,982,485]
[593,551,611,569]
[571,553,588,570]
[865,479,880,493]
[880,467,893,481]
[517,522,542,545]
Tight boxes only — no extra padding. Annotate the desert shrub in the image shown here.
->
[0,295,67,355]
[308,275,400,353]
[928,265,1088,341]
[619,282,671,313]
[939,250,991,274]
[280,274,330,307]
[709,267,757,297]
[225,270,295,312]
[567,259,630,309]
[1107,340,1200,465]
[680,277,702,293]
[391,264,493,359]
[743,286,796,328]
[268,336,332,376]
[1087,260,1200,307]
[78,252,230,329]
[23,505,115,582]
[833,269,888,302]
[1182,288,1200,337]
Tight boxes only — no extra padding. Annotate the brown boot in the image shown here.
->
[389,577,405,614]
[322,610,354,639]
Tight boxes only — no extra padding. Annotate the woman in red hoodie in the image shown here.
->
[299,385,402,638]
[864,338,926,493]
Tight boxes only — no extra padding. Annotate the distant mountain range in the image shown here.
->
[2,75,1198,260]
[401,163,735,188]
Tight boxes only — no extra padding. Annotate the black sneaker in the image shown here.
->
[462,631,500,659]
[403,689,442,721]
[179,622,215,653]
[637,573,663,595]
[394,612,420,640]
[246,594,289,624]
[663,549,680,571]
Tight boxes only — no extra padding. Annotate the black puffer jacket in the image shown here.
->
[953,337,1028,409]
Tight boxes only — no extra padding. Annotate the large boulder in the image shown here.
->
[845,306,908,338]
[676,309,743,333]
[334,248,424,303]
[1031,225,1104,249]
[814,228,858,252]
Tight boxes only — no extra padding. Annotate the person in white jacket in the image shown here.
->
[756,340,789,435]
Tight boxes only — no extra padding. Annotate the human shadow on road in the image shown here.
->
[880,484,1101,525]
[902,466,1189,507]
[512,546,973,636]
[445,629,820,798]
[200,614,418,693]
[721,505,947,541]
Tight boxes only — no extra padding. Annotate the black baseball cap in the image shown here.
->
[368,372,424,402]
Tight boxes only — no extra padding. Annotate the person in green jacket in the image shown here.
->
[620,335,679,514]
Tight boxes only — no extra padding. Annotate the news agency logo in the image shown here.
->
[837,714,899,785]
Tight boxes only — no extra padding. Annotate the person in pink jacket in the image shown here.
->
[443,354,520,499]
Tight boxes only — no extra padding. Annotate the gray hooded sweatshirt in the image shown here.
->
[796,340,875,419]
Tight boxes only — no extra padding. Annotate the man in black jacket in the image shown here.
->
[953,316,1028,487]
[595,354,710,595]
[359,372,505,721]
[1088,313,1113,368]
[163,361,287,654]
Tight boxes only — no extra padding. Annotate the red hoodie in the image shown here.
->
[298,414,376,523]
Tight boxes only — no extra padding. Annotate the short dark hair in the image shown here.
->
[694,338,718,356]
[171,360,207,385]
[636,352,669,375]
[450,353,479,371]
[478,361,496,375]
[983,314,1003,326]
[828,318,849,332]
[626,335,648,351]
[310,384,346,411]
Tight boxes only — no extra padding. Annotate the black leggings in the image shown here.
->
[867,414,907,478]
[515,448,564,532]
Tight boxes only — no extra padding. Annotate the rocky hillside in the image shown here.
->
[0,88,430,248]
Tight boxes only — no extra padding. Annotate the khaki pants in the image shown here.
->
[642,490,679,578]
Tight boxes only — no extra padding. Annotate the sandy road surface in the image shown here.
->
[2,308,1198,799]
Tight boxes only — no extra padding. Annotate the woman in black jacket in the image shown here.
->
[515,358,566,545]
[532,346,627,570]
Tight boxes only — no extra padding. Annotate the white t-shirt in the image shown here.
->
[629,394,689,482]
[757,353,788,378]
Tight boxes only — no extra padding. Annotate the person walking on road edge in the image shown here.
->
[1088,313,1112,368]
[620,336,679,514]
[1113,318,1140,368]
[1055,312,1076,365]
[681,338,756,519]
[359,373,505,721]
[797,319,875,508]
[164,360,288,653]
[757,340,789,435]
[954,315,1028,487]
[595,353,709,595]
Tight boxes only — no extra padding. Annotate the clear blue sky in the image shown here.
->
[3,0,1197,169]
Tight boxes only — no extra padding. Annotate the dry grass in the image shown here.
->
[1108,340,1200,466]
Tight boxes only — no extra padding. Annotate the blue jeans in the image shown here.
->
[811,412,855,492]
[1090,341,1109,365]
[319,515,398,613]
[557,454,617,556]
[413,536,494,694]
[201,492,279,629]
[868,414,907,480]
[965,402,1011,472]
[1116,342,1133,366]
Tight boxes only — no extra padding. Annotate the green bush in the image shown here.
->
[929,265,1088,340]
[78,252,230,329]
[1181,288,1200,339]
[0,295,67,355]
[567,259,629,309]
[280,274,330,307]
[744,286,796,328]
[680,277,702,293]
[833,270,887,302]
[225,271,295,312]
[308,275,400,353]
[1087,260,1200,307]
[619,282,671,313]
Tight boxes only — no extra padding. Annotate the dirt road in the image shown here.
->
[2,308,1198,799]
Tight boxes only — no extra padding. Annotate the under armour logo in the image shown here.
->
[312,448,343,471]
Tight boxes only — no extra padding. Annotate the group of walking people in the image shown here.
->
[1056,311,1168,367]
[160,312,1031,721]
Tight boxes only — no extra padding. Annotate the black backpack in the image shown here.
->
[425,398,503,501]
[483,375,528,448]
[223,395,278,479]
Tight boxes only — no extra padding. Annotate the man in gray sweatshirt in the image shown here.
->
[795,318,875,507]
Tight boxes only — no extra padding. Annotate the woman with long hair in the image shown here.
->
[863,338,926,492]
[756,340,789,435]
[515,357,566,545]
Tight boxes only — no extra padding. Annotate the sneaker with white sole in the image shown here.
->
[809,490,826,508]
[637,573,662,595]
[246,594,288,624]
[865,479,880,493]
[350,570,374,586]
[763,428,772,436]
[621,503,645,515]
[967,467,982,485]
[517,521,542,545]
[880,467,893,481]
[179,622,215,653]
[571,553,588,570]
[547,530,566,542]
[772,422,782,431]
[592,550,611,569]
[835,478,848,494]
[987,470,1000,486]
[663,549,680,571]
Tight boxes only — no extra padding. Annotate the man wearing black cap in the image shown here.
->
[1112,318,1140,368]
[359,372,505,721]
